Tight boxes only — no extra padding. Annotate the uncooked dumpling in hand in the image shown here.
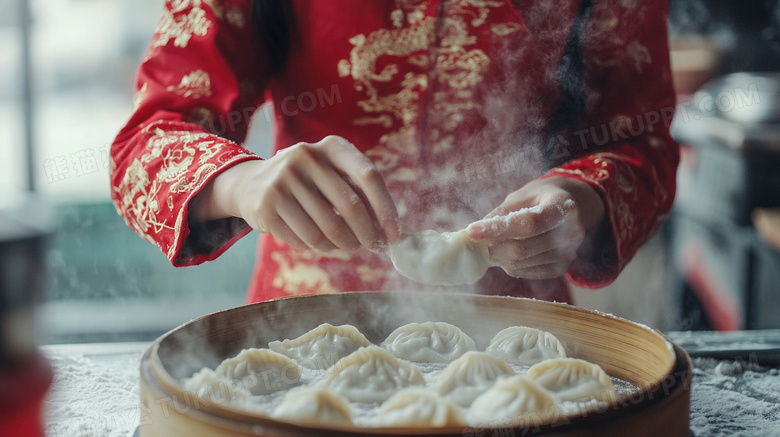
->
[389,230,489,285]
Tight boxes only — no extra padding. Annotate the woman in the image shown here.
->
[111,0,679,303]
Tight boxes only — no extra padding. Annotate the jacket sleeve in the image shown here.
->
[110,0,269,266]
[542,0,680,287]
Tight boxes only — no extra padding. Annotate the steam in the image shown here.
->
[157,4,672,406]
[140,5,685,426]
[373,1,641,298]
[161,291,524,379]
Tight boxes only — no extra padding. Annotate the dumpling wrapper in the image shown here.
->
[272,388,353,426]
[526,358,616,403]
[268,323,371,369]
[381,321,477,363]
[323,346,425,403]
[213,348,302,395]
[485,326,567,366]
[375,387,464,428]
[435,351,516,406]
[389,230,490,285]
[182,368,251,406]
[469,375,560,427]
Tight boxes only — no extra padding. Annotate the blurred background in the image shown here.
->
[1,0,779,347]
[1,0,274,345]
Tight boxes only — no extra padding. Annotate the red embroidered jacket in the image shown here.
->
[111,0,679,303]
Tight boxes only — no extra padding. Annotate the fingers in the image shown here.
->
[504,263,573,280]
[487,214,585,256]
[260,213,309,250]
[490,244,578,278]
[467,195,575,241]
[483,203,585,279]
[276,196,340,252]
[289,175,362,251]
[320,136,400,243]
[462,177,603,280]
[487,223,583,279]
[305,161,385,251]
[252,136,398,253]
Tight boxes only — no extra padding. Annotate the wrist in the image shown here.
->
[190,159,260,223]
[547,176,606,233]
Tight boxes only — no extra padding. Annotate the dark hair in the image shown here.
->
[545,0,598,167]
[251,0,293,74]
[548,0,597,138]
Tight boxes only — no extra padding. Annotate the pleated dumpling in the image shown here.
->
[468,376,559,427]
[323,346,425,403]
[526,358,616,403]
[435,351,516,406]
[381,321,476,363]
[272,388,353,426]
[390,230,490,285]
[182,368,250,405]
[268,323,371,369]
[485,326,567,366]
[375,388,464,428]
[214,348,302,395]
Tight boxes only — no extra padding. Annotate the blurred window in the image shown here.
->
[2,0,271,344]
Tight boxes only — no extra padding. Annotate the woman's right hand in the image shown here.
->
[190,136,400,253]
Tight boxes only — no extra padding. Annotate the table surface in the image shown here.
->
[42,333,780,437]
[44,342,147,437]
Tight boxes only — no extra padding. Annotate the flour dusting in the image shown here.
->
[467,204,546,235]
[44,349,141,437]
[690,357,780,437]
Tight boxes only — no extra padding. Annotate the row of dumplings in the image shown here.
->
[182,322,617,428]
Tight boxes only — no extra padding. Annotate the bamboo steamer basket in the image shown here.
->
[139,292,691,436]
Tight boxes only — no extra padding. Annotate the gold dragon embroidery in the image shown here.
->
[271,0,520,295]
[153,0,212,49]
[116,126,253,257]
[148,0,246,51]
[166,70,213,99]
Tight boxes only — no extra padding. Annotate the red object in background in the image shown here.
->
[682,244,741,331]
[0,197,55,436]
[0,353,53,437]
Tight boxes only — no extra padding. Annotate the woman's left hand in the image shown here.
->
[466,176,606,279]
